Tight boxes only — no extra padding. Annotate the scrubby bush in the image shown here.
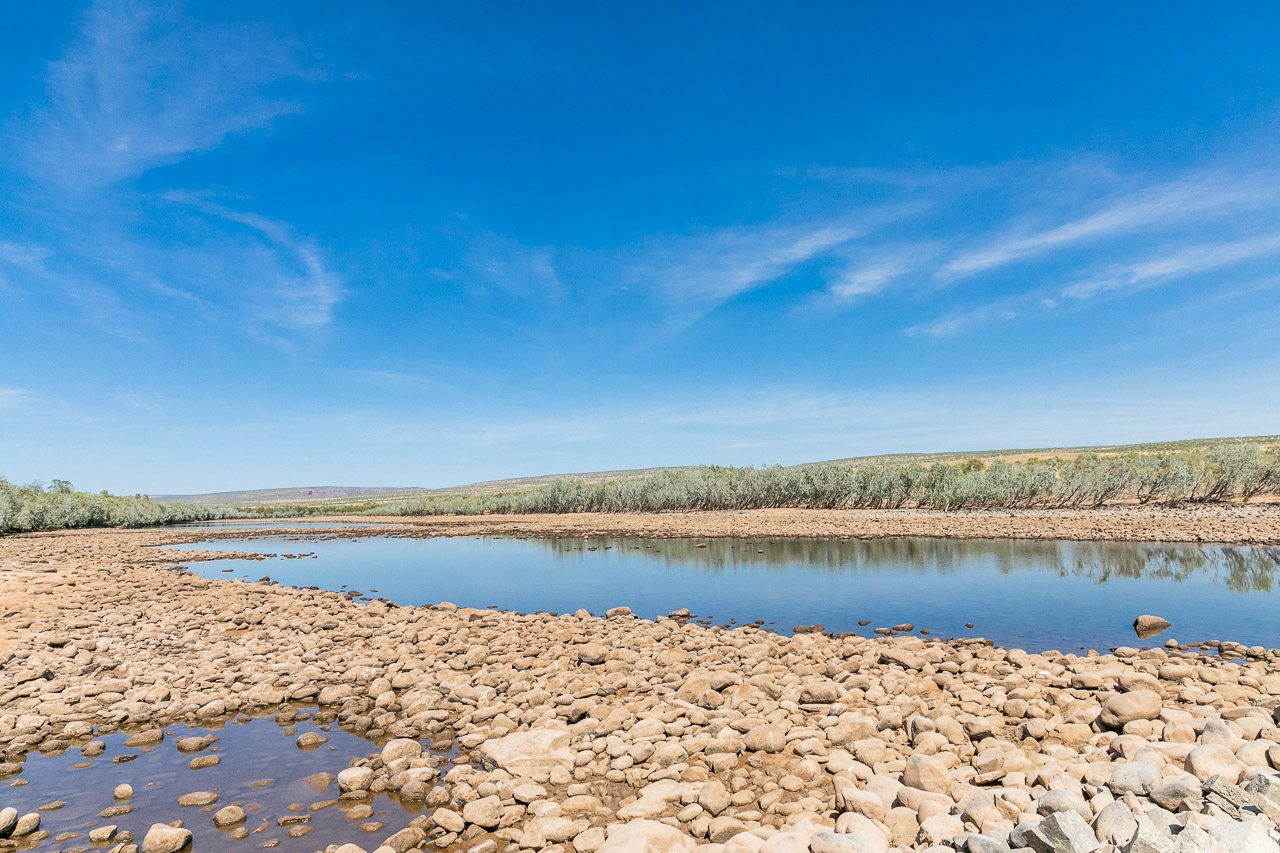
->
[372,441,1278,517]
[0,477,241,534]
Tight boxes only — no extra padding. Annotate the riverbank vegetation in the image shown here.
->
[376,441,1280,515]
[5,441,1277,532]
[0,478,240,534]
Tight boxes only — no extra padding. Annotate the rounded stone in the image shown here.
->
[1107,761,1161,796]
[213,805,246,827]
[141,823,193,853]
[462,795,502,829]
[337,766,374,793]
[901,753,950,794]
[380,738,422,764]
[1100,690,1162,728]
[1185,744,1243,783]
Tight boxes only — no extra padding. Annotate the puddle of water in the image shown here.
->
[164,535,1280,653]
[2,713,438,852]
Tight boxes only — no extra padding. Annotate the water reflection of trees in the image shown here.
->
[533,538,1280,595]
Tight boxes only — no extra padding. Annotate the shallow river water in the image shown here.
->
[1,712,437,852]
[165,535,1280,653]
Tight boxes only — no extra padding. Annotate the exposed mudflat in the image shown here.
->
[1,522,1279,853]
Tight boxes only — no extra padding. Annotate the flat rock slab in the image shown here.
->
[473,728,572,782]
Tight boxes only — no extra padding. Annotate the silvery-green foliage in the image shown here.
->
[1132,455,1196,504]
[1190,442,1279,502]
[0,477,243,534]
[372,442,1275,517]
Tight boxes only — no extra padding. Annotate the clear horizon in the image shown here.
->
[4,3,1280,494]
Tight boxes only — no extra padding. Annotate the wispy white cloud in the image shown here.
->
[942,172,1278,278]
[0,241,54,272]
[167,195,344,330]
[0,388,32,409]
[32,0,305,188]
[456,228,563,299]
[1063,232,1280,300]
[906,306,1019,339]
[4,0,340,341]
[638,221,864,309]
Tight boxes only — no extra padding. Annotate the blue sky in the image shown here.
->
[3,2,1280,494]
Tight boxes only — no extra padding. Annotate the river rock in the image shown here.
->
[141,823,193,853]
[578,642,608,664]
[743,723,786,753]
[338,766,374,792]
[1149,775,1202,812]
[1100,690,1162,728]
[1185,745,1244,783]
[1092,801,1137,845]
[474,728,572,781]
[0,808,15,839]
[381,825,426,852]
[810,831,885,853]
[380,738,421,763]
[213,805,246,826]
[462,795,502,828]
[1108,761,1162,796]
[296,731,329,749]
[124,728,164,747]
[598,820,696,853]
[1133,615,1172,640]
[902,753,951,794]
[1025,810,1100,853]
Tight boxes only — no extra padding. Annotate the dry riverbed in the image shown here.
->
[2,520,1280,853]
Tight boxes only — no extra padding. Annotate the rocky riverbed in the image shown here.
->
[2,527,1280,853]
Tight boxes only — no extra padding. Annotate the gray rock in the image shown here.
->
[809,831,884,853]
[1025,811,1101,853]
[1149,776,1202,812]
[966,834,1011,853]
[1171,823,1229,853]
[0,808,16,839]
[1109,762,1162,796]
[1120,814,1174,853]
[1207,818,1279,852]
[1036,790,1092,822]
[1093,801,1138,846]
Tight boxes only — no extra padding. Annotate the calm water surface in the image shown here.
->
[165,536,1280,653]
[2,713,435,852]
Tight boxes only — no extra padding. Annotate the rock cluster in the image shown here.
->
[2,529,1280,853]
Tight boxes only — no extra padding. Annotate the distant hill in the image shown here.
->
[147,486,432,505]
[148,466,695,505]
[150,434,1279,506]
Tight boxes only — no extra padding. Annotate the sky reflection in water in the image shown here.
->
[166,536,1280,653]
